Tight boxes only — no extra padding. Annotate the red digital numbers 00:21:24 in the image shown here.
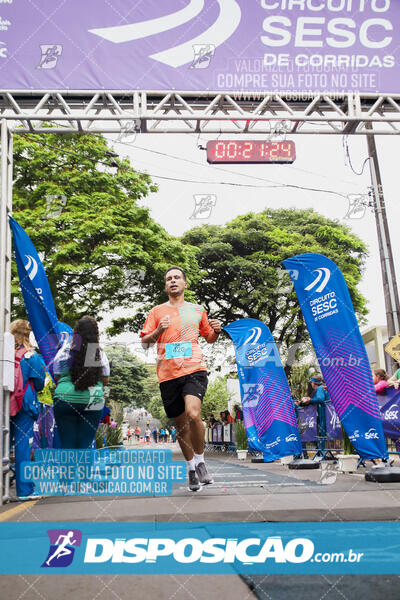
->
[206,140,296,164]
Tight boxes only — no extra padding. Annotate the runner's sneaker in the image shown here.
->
[195,462,214,485]
[188,470,201,492]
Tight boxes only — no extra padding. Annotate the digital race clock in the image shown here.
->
[206,140,296,164]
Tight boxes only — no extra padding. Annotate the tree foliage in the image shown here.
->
[12,132,196,329]
[141,364,161,405]
[201,376,231,420]
[96,399,124,448]
[105,345,150,407]
[182,208,368,368]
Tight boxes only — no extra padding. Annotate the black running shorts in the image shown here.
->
[159,371,208,418]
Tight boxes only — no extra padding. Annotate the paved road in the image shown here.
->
[174,458,319,495]
[1,452,400,600]
[241,574,400,600]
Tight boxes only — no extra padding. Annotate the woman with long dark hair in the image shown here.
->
[53,316,110,448]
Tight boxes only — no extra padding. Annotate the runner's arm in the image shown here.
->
[205,318,222,343]
[141,327,162,348]
[141,317,169,349]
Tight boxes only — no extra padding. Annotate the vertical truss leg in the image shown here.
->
[0,120,13,505]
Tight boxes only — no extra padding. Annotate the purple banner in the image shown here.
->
[298,391,400,444]
[326,403,343,440]
[378,387,400,441]
[0,1,399,93]
[297,405,317,443]
[297,404,341,442]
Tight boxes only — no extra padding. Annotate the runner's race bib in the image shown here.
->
[165,342,192,359]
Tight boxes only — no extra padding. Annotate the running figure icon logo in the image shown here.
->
[37,45,62,69]
[41,529,82,568]
[190,44,215,69]
[242,383,263,408]
[190,194,217,219]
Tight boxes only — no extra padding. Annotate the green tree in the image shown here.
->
[105,345,150,407]
[288,363,320,401]
[147,395,170,428]
[182,208,368,371]
[96,399,124,448]
[12,132,196,328]
[201,376,231,420]
[141,364,160,403]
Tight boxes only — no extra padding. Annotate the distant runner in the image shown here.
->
[141,266,221,491]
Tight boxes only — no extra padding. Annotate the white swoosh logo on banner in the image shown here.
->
[244,327,262,346]
[89,0,204,43]
[150,0,241,67]
[304,268,331,293]
[24,254,38,281]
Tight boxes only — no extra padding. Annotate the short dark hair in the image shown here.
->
[374,369,388,381]
[165,266,187,281]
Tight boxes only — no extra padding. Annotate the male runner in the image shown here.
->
[141,266,221,491]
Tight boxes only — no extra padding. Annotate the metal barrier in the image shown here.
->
[205,424,236,453]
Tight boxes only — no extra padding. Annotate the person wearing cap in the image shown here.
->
[299,377,329,452]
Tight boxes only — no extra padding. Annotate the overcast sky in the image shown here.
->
[102,131,399,349]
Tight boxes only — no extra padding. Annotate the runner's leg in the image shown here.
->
[175,411,194,461]
[184,394,213,485]
[184,395,204,455]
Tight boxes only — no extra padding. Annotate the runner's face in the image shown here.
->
[165,269,187,297]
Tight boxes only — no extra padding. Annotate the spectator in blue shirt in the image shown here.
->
[9,320,45,500]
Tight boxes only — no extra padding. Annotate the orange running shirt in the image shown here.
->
[140,301,214,383]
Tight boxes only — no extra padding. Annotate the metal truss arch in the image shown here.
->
[0,91,400,135]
